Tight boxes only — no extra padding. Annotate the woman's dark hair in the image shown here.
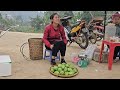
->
[50,13,59,20]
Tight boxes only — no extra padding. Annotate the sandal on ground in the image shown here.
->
[113,59,119,63]
[61,59,67,64]
[51,60,56,65]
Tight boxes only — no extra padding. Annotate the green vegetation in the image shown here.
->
[0,11,117,33]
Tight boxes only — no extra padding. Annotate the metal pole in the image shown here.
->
[103,11,107,40]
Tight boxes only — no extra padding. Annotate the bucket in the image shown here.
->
[77,60,88,68]
[28,38,43,60]
[77,57,88,68]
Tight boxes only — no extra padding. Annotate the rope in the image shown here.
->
[20,42,30,60]
[0,27,12,38]
[0,25,19,38]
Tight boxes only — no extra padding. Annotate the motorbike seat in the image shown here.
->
[60,16,72,21]
[71,23,80,29]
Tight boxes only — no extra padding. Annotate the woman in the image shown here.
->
[42,13,67,65]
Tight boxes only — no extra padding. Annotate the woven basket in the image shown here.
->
[92,51,108,63]
[28,38,43,60]
[49,66,79,78]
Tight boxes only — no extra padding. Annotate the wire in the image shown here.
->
[0,27,12,38]
[0,25,19,38]
[20,42,30,60]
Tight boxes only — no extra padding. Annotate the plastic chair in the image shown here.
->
[99,40,120,70]
[44,49,60,61]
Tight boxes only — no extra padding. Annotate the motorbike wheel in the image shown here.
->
[76,32,88,49]
[96,30,104,41]
[97,35,103,41]
[89,31,97,44]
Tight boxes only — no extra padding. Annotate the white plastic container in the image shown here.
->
[0,55,11,76]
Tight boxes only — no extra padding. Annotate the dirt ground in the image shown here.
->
[0,31,120,79]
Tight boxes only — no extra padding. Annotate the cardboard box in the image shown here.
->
[0,55,11,76]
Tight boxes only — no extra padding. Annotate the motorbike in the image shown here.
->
[86,23,97,44]
[61,16,89,49]
[88,17,104,41]
[93,24,104,41]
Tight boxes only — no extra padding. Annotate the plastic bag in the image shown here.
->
[78,50,86,57]
[84,44,97,60]
[71,53,80,64]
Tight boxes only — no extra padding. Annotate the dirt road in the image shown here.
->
[0,31,120,79]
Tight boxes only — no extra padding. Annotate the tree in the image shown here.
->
[81,11,92,24]
[0,13,12,28]
[90,11,105,17]
[0,13,2,20]
[30,15,44,32]
[64,11,74,17]
[43,11,51,25]
[72,12,82,24]
[15,15,23,24]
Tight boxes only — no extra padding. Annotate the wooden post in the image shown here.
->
[103,11,107,40]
